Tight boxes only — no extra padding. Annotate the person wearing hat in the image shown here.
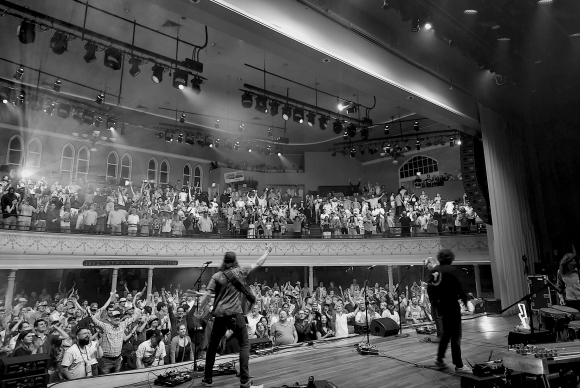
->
[555,253,580,311]
[430,249,470,373]
[199,243,273,388]
[136,329,166,369]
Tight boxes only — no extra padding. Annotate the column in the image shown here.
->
[147,268,154,297]
[4,270,17,309]
[111,268,119,294]
[387,266,394,293]
[474,265,482,298]
[304,267,308,287]
[309,266,314,294]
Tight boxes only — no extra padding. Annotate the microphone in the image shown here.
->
[367,265,377,270]
[204,261,212,265]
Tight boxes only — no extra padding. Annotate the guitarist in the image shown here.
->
[200,243,273,388]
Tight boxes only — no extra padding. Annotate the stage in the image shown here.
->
[114,315,519,388]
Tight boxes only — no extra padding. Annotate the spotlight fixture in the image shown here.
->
[456,138,462,145]
[107,117,117,131]
[82,110,95,125]
[215,119,220,129]
[306,111,316,127]
[246,142,252,152]
[282,105,292,120]
[151,64,164,84]
[165,131,174,142]
[57,103,71,119]
[396,145,403,153]
[255,96,269,114]
[214,139,221,148]
[293,107,304,124]
[360,126,369,140]
[179,113,186,124]
[345,104,358,115]
[343,131,349,140]
[191,76,202,95]
[17,20,36,44]
[267,127,273,137]
[84,42,98,63]
[17,90,25,102]
[269,100,279,116]
[449,136,455,146]
[538,0,553,3]
[96,92,104,104]
[44,101,56,115]
[404,144,412,152]
[128,57,142,77]
[332,120,343,134]
[347,123,357,138]
[238,123,245,133]
[413,121,420,131]
[13,67,24,81]
[412,18,421,32]
[350,147,356,158]
[319,116,328,130]
[384,124,390,135]
[95,116,102,128]
[264,146,271,156]
[173,69,188,90]
[241,92,253,108]
[206,136,214,147]
[185,133,195,145]
[464,9,478,14]
[415,139,421,150]
[176,133,184,143]
[53,79,62,92]
[233,142,239,151]
[104,47,123,70]
[50,31,68,55]
[424,22,433,30]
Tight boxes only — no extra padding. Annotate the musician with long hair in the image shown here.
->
[199,243,273,388]
[556,253,580,311]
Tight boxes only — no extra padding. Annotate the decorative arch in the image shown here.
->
[183,163,192,187]
[398,155,439,188]
[76,146,90,182]
[60,143,75,184]
[106,151,119,181]
[193,164,203,189]
[120,153,132,181]
[7,135,24,170]
[159,159,170,185]
[147,157,158,183]
[26,138,42,169]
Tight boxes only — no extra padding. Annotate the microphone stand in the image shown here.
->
[393,265,413,338]
[357,266,378,355]
[192,262,211,378]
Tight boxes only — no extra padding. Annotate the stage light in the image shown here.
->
[347,123,357,138]
[346,104,358,115]
[57,103,71,119]
[185,133,195,145]
[53,79,62,92]
[246,142,252,152]
[343,131,349,140]
[337,103,346,111]
[44,101,56,115]
[396,145,403,153]
[282,105,292,121]
[179,114,186,124]
[384,124,390,135]
[238,123,245,133]
[293,107,304,124]
[17,90,25,102]
[50,31,68,55]
[233,142,239,151]
[215,119,220,129]
[424,22,433,30]
[350,147,356,158]
[95,116,102,128]
[412,18,421,32]
[319,116,328,130]
[464,10,477,14]
[277,151,281,156]
[456,138,462,145]
[82,110,94,125]
[449,136,455,146]
[129,57,141,77]
[306,112,316,127]
[107,117,117,131]
[176,133,184,143]
[151,65,164,84]
[96,92,105,104]
[538,0,553,3]
[333,120,343,134]
[191,76,202,95]
[206,136,214,147]
[165,131,174,142]
[173,69,188,90]
[269,101,279,116]
[255,96,268,113]
[214,139,221,148]
[18,20,36,44]
[414,121,420,131]
[241,92,253,108]
[14,67,24,81]
[404,144,412,151]
[104,47,123,70]
[267,127,273,137]
[264,146,271,156]
[416,140,421,150]
[0,87,9,104]
[360,126,369,140]
[84,42,98,63]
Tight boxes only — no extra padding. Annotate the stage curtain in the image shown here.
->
[479,104,539,314]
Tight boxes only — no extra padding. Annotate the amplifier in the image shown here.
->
[0,354,49,379]
[527,275,555,310]
[1,373,48,388]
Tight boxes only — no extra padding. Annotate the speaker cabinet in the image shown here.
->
[460,134,491,225]
[369,317,399,337]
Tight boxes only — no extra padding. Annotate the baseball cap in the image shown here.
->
[18,298,27,303]
[110,310,122,317]
[119,298,127,303]
[224,251,236,263]
[39,301,48,306]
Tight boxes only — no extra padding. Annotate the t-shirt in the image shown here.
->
[270,321,295,345]
[207,266,252,317]
[246,313,262,336]
[136,340,166,367]
[61,343,96,379]
[406,305,424,320]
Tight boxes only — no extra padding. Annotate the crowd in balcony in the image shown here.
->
[0,267,480,381]
[0,172,482,238]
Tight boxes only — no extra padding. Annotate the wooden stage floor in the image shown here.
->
[123,315,520,388]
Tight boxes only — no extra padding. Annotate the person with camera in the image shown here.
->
[199,243,273,388]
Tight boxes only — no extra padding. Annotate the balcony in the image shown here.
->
[0,230,489,269]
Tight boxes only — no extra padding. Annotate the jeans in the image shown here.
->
[436,307,463,367]
[432,305,443,338]
[205,314,250,385]
[98,355,122,374]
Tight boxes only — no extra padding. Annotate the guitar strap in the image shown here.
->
[212,269,255,316]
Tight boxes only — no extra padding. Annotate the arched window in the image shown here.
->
[193,165,203,189]
[76,147,90,182]
[26,138,42,169]
[399,155,439,179]
[106,151,119,182]
[120,153,132,181]
[183,164,192,187]
[7,135,23,170]
[159,159,170,185]
[147,158,158,183]
[60,144,75,184]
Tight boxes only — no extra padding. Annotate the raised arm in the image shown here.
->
[250,243,273,272]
